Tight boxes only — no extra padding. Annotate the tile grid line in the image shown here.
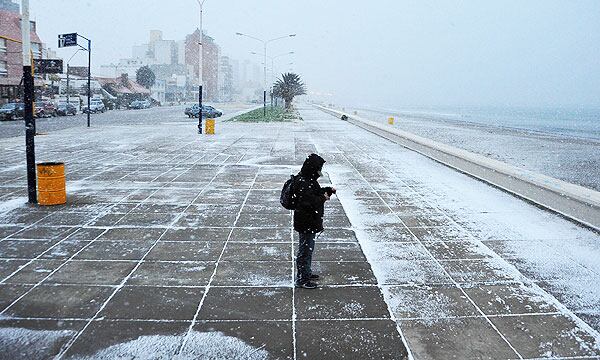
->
[1,148,217,313]
[353,139,600,341]
[317,138,414,360]
[342,143,523,359]
[368,146,600,344]
[338,149,524,359]
[0,228,110,315]
[318,139,413,360]
[3,310,575,324]
[54,155,234,359]
[0,136,204,242]
[176,169,260,355]
[0,147,210,285]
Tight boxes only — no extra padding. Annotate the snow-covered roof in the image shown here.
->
[97,76,151,95]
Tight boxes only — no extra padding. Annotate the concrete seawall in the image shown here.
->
[315,105,600,231]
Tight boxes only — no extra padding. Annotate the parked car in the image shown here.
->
[128,100,151,110]
[34,101,58,118]
[0,102,24,121]
[56,104,77,116]
[82,99,106,114]
[184,104,223,118]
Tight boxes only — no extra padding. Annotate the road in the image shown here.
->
[0,104,248,139]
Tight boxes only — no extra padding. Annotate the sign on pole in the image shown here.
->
[58,33,77,48]
[34,59,63,74]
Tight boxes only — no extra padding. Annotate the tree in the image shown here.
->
[273,73,306,109]
[136,66,156,89]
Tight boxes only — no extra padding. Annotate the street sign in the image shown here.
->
[58,33,77,48]
[34,59,63,74]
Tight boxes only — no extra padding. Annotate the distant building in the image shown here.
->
[185,29,219,102]
[219,56,233,102]
[130,30,177,66]
[150,79,166,105]
[100,58,148,78]
[0,0,18,12]
[0,9,44,103]
[68,66,90,78]
[98,29,228,103]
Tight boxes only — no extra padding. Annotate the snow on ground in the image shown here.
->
[1,104,599,359]
[0,327,77,359]
[71,331,269,360]
[305,105,600,357]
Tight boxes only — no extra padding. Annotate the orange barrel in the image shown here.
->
[205,118,215,135]
[37,162,66,205]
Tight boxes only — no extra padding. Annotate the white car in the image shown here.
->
[82,100,106,114]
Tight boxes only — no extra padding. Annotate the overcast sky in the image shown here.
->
[27,0,600,108]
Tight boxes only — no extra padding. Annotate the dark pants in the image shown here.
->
[296,232,316,283]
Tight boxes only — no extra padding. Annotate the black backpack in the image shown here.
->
[280,175,298,210]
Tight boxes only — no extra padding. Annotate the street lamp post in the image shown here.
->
[236,32,295,116]
[65,49,83,106]
[196,0,207,134]
[250,50,294,108]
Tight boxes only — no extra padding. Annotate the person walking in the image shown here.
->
[294,154,335,289]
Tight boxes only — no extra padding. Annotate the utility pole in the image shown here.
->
[263,42,267,116]
[196,0,206,134]
[66,64,69,105]
[236,33,296,117]
[21,0,36,204]
[87,38,91,127]
[65,50,82,106]
[74,35,92,127]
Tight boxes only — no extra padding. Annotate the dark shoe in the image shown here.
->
[309,274,320,280]
[296,281,318,289]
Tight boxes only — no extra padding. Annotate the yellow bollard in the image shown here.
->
[37,162,66,205]
[388,116,395,125]
[205,118,215,135]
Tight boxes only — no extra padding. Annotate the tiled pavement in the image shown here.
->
[0,105,599,359]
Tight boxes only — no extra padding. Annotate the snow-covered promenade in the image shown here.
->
[0,104,599,359]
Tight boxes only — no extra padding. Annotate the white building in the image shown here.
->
[151,79,166,104]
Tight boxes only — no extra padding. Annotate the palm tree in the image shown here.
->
[273,73,306,109]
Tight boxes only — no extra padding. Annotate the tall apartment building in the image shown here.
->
[185,29,219,102]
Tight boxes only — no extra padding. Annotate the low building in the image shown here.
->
[150,79,166,105]
[97,73,150,108]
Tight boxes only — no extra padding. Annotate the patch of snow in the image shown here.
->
[0,327,77,359]
[0,197,27,215]
[70,331,269,360]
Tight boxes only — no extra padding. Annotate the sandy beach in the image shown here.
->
[353,108,600,192]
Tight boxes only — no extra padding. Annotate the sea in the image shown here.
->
[367,106,600,141]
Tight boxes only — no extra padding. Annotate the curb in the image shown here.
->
[315,105,600,231]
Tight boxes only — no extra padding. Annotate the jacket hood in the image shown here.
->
[300,153,326,178]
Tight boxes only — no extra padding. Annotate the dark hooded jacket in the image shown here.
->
[293,154,329,233]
